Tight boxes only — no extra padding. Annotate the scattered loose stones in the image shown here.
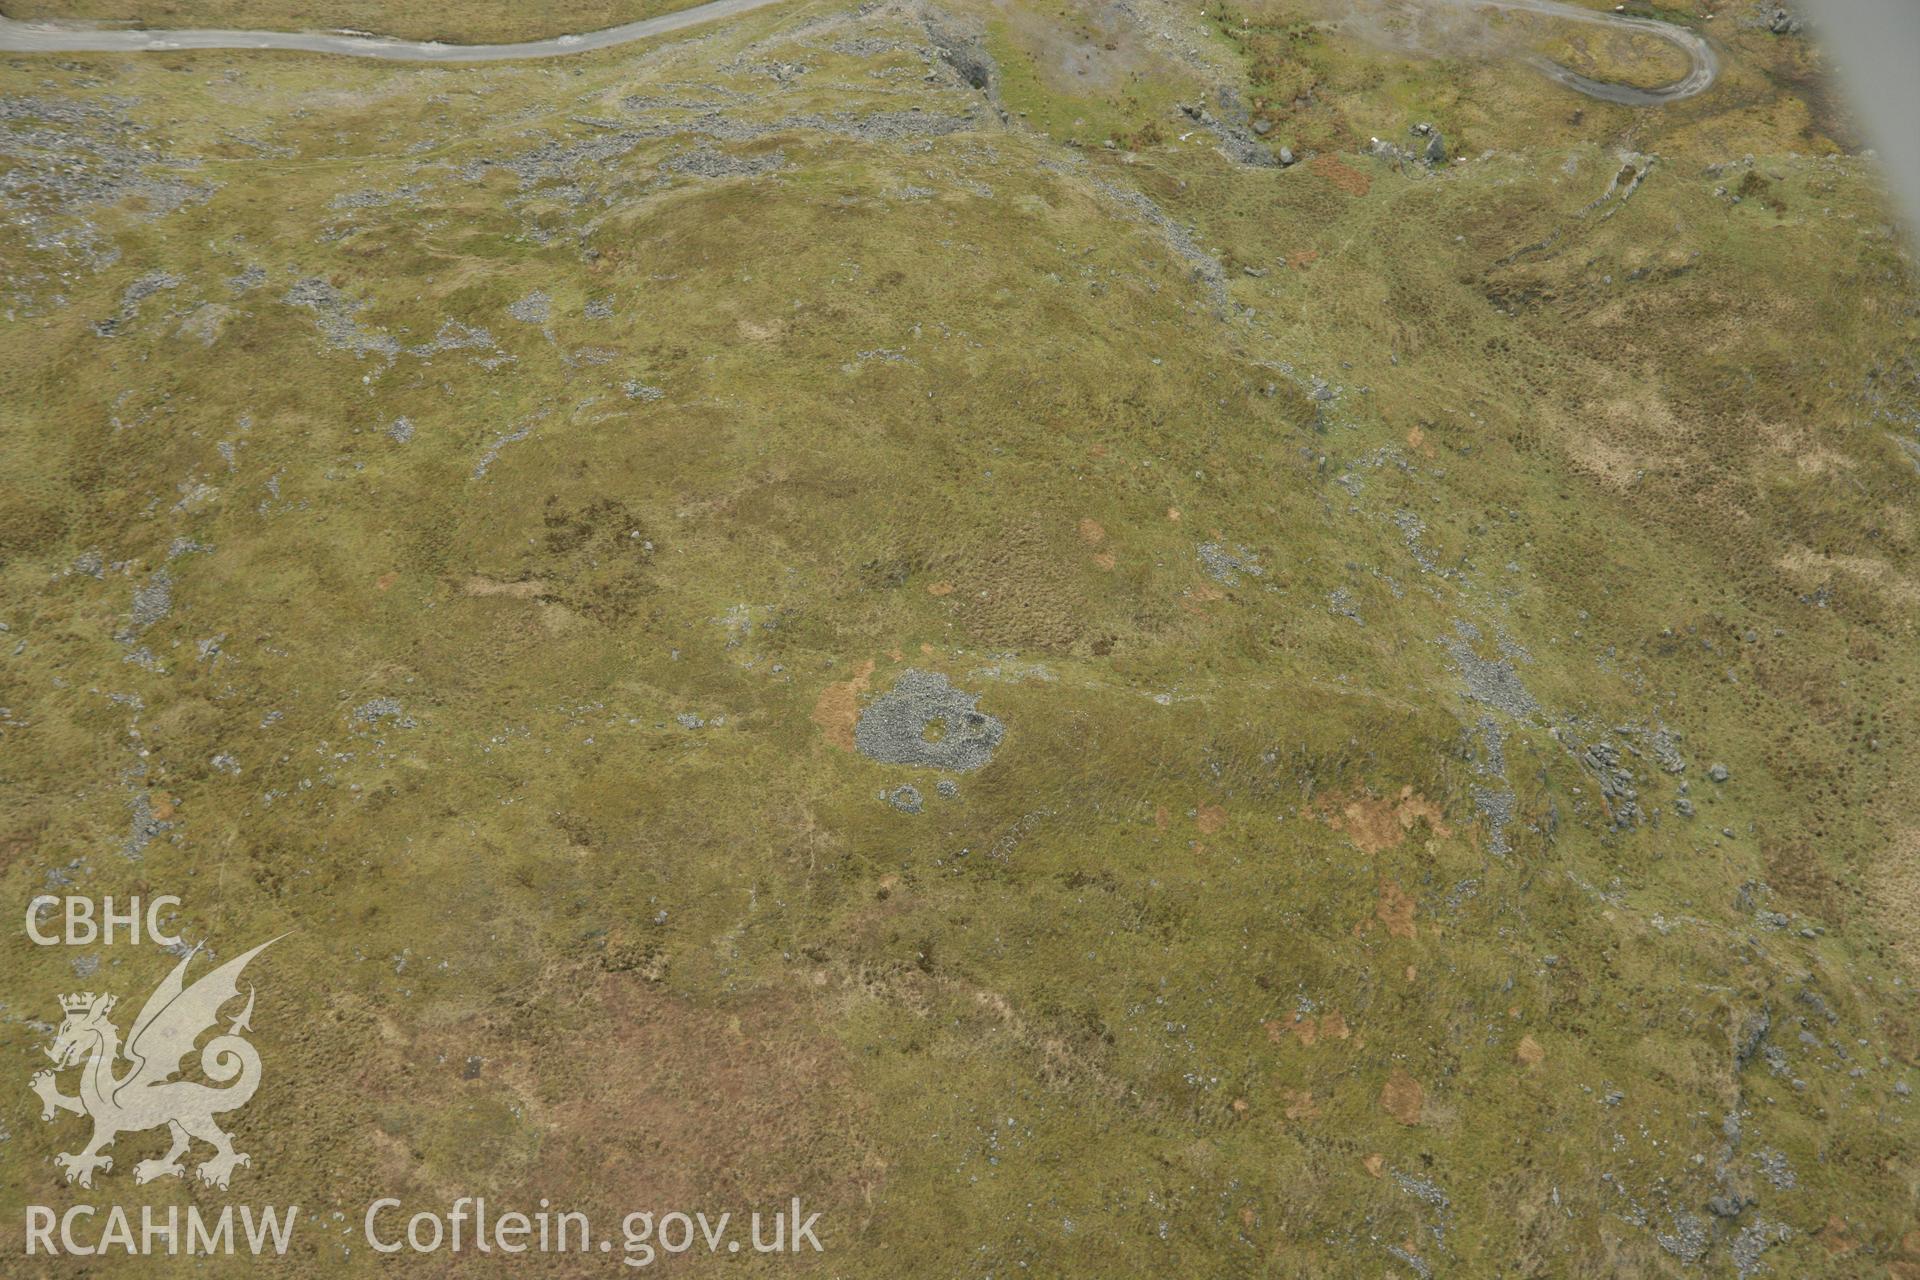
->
[854,669,1004,771]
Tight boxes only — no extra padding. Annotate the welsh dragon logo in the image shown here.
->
[29,937,279,1190]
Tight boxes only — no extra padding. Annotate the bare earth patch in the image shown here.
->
[812,658,877,751]
[1312,786,1451,855]
[1380,1069,1425,1125]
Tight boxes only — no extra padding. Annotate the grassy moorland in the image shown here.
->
[2,0,1916,1274]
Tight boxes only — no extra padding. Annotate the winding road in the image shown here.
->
[0,0,1715,104]
[0,0,788,61]
[1491,0,1718,106]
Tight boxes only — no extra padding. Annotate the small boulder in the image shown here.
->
[1706,1193,1749,1219]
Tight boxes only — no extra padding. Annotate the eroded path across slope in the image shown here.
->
[0,0,1716,104]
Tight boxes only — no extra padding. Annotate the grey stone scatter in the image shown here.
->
[352,697,414,728]
[829,36,904,58]
[93,269,181,336]
[129,570,172,631]
[1797,985,1837,1024]
[584,297,615,319]
[1889,432,1920,475]
[1730,1219,1791,1278]
[506,289,551,324]
[666,146,786,179]
[328,183,429,211]
[119,791,167,860]
[1467,716,1517,856]
[228,264,266,293]
[1368,135,1422,167]
[0,95,215,273]
[175,302,233,346]
[475,131,640,188]
[1089,177,1226,305]
[1708,762,1731,782]
[1706,1192,1749,1218]
[1755,1148,1796,1190]
[1471,714,1508,777]
[936,779,959,799]
[388,416,414,443]
[617,103,984,149]
[1196,541,1263,586]
[1448,620,1539,718]
[1655,1210,1710,1263]
[283,277,401,360]
[407,320,505,361]
[1178,99,1279,168]
[623,381,665,401]
[1395,510,1440,573]
[1384,1244,1432,1279]
[619,93,734,114]
[854,669,1004,772]
[174,480,217,513]
[1392,1171,1449,1210]
[1642,724,1687,774]
[1472,783,1516,854]
[1580,738,1642,828]
[473,414,543,478]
